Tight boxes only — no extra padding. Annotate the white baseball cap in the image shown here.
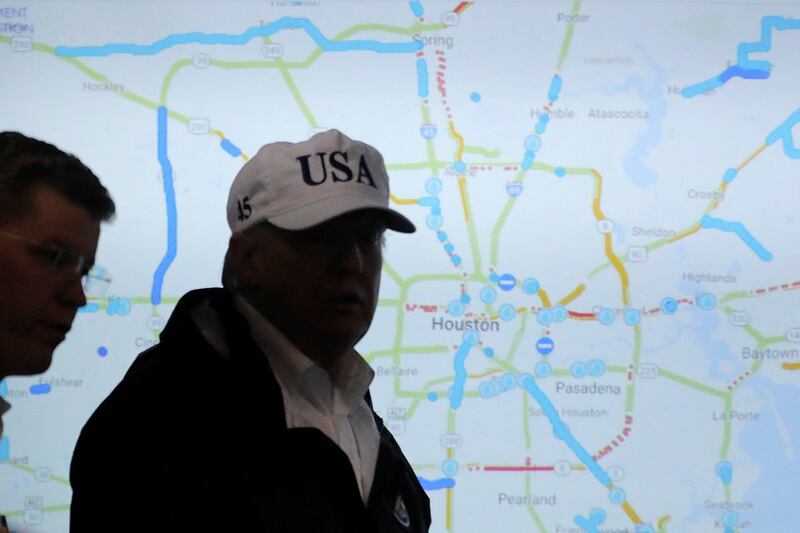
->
[227,129,415,234]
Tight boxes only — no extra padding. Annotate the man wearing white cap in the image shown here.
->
[70,130,431,532]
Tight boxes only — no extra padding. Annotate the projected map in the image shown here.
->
[1,1,799,532]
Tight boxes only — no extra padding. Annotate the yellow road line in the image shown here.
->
[622,501,644,524]
[606,234,630,305]
[469,368,504,379]
[538,289,552,308]
[558,283,586,305]
[390,194,420,205]
[783,362,800,371]
[737,143,768,171]
[449,122,465,161]
[667,223,702,244]
[458,176,471,221]
[590,169,604,220]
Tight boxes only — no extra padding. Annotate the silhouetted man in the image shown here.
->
[0,131,115,532]
[71,130,430,532]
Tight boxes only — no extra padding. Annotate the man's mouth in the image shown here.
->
[327,294,364,306]
[39,322,71,341]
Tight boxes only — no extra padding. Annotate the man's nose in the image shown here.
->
[333,236,365,273]
[60,275,87,309]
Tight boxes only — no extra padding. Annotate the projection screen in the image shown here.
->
[1,1,799,531]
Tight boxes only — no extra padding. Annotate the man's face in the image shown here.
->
[0,186,101,378]
[233,210,386,365]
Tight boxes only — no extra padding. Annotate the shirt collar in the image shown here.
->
[235,295,374,416]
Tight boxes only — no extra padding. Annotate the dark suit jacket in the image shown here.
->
[70,288,430,532]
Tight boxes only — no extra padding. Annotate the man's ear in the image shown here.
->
[226,232,259,289]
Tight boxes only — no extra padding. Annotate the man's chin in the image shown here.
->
[5,346,55,377]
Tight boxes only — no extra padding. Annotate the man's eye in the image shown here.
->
[357,230,385,247]
[32,247,61,265]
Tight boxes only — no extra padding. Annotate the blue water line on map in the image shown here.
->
[548,74,563,102]
[54,17,424,57]
[151,106,178,305]
[682,66,769,98]
[737,16,800,70]
[418,476,455,491]
[766,108,800,159]
[449,340,474,410]
[520,374,613,486]
[700,215,773,261]
[220,138,241,157]
[682,16,800,98]
[416,58,429,98]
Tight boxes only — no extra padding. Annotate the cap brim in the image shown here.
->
[268,194,416,233]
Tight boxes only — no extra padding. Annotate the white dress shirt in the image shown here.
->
[236,297,380,504]
[0,397,10,438]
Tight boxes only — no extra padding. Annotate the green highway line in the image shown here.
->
[491,357,521,374]
[624,383,635,416]
[490,194,518,267]
[400,387,478,401]
[447,408,456,433]
[381,260,404,288]
[462,145,501,158]
[364,345,448,364]
[1,504,71,518]
[462,182,484,274]
[13,35,197,132]
[657,368,728,399]
[719,290,752,304]
[386,160,529,172]
[9,463,69,486]
[405,374,458,419]
[263,35,319,128]
[525,472,549,533]
[625,326,642,412]
[275,63,317,127]
[506,312,529,364]
[160,58,192,104]
[385,160,451,171]
[404,272,484,285]
[556,0,583,72]
[589,219,701,279]
[523,392,532,449]
[719,394,733,460]
[420,104,441,178]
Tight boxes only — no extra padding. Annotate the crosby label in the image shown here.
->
[688,189,724,200]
